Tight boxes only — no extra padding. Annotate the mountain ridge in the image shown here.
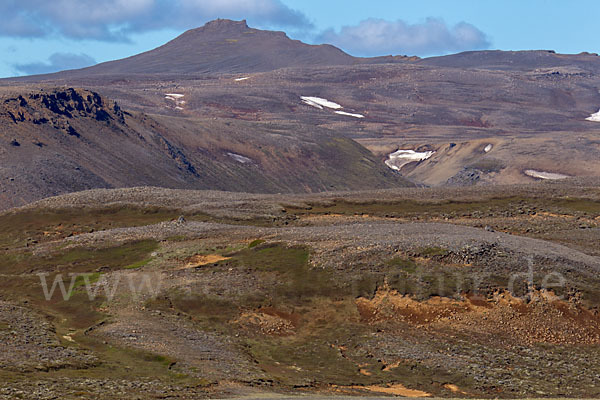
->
[5,19,600,81]
[4,19,418,80]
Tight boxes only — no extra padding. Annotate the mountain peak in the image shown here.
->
[198,18,250,33]
[58,18,359,75]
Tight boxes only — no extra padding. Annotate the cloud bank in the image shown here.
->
[14,53,97,75]
[0,0,311,41]
[318,18,490,57]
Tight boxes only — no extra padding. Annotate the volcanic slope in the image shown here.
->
[17,19,409,78]
[0,87,410,210]
[3,19,600,205]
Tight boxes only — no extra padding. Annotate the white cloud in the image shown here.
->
[14,53,97,75]
[0,0,311,41]
[317,18,490,57]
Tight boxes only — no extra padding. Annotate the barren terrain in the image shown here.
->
[0,183,599,398]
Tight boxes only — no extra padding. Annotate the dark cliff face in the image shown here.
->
[1,88,125,138]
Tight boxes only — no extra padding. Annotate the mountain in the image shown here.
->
[419,49,600,72]
[19,19,408,80]
[79,19,359,75]
[0,87,410,210]
[2,19,600,210]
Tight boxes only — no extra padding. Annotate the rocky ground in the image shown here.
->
[1,183,600,398]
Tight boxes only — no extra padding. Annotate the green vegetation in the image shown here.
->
[248,239,265,248]
[0,206,179,250]
[552,198,600,214]
[313,137,412,189]
[164,244,336,326]
[0,240,158,275]
[286,196,600,219]
[418,246,450,257]
[53,332,204,383]
[386,256,418,272]
[68,272,102,299]
[124,258,152,270]
[233,243,340,303]
[173,294,239,325]
[230,243,309,272]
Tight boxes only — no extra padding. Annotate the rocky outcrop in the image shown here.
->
[1,88,125,138]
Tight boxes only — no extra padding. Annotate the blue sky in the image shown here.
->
[1,0,599,78]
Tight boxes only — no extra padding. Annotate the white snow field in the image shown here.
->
[586,109,600,122]
[335,110,365,118]
[227,152,253,164]
[300,96,342,109]
[385,149,435,171]
[524,169,570,180]
[484,144,493,153]
[235,77,250,81]
[165,93,186,110]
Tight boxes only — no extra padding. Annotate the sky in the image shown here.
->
[1,0,599,78]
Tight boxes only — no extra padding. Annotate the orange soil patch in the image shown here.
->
[356,284,600,345]
[534,211,576,219]
[352,383,431,397]
[299,214,406,224]
[356,282,477,325]
[444,383,468,395]
[180,254,230,269]
[382,360,403,371]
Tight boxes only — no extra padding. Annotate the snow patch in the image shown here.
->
[227,152,253,164]
[524,169,570,180]
[586,109,600,122]
[235,77,250,81]
[484,144,493,153]
[165,93,186,110]
[300,96,342,110]
[335,110,365,118]
[385,149,435,171]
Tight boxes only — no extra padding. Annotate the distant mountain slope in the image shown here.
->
[0,88,411,210]
[54,19,361,76]
[419,50,600,72]
[8,19,415,81]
